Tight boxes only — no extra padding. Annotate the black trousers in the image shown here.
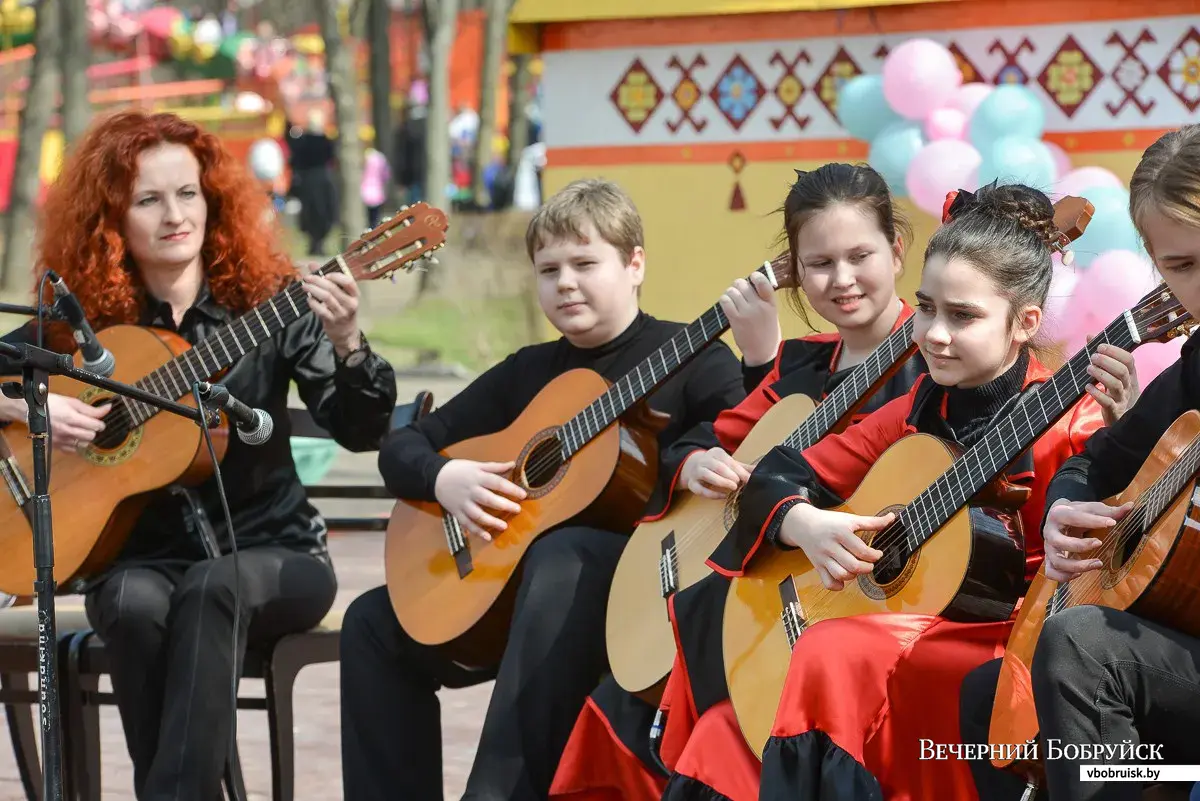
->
[340,525,627,801]
[84,546,337,801]
[1030,605,1200,801]
[959,657,1047,801]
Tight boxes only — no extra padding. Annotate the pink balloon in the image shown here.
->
[882,39,964,120]
[1056,166,1124,198]
[1132,337,1186,386]
[905,140,983,218]
[1041,257,1079,344]
[1058,250,1159,355]
[1044,141,1072,180]
[949,83,993,118]
[924,107,967,141]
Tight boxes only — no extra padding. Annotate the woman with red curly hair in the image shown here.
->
[0,110,397,800]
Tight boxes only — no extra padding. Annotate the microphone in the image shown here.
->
[47,270,116,378]
[195,382,274,446]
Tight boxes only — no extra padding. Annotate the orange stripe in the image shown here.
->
[541,0,1198,51]
[547,129,1172,167]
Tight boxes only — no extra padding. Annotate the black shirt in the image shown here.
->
[1046,330,1200,508]
[378,312,746,530]
[0,282,398,575]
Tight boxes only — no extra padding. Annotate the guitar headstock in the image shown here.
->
[1131,283,1196,344]
[1050,196,1094,260]
[757,252,798,290]
[340,202,450,281]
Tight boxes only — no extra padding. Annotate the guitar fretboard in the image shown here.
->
[557,260,785,458]
[893,312,1141,553]
[1117,431,1200,540]
[121,260,343,426]
[783,318,917,452]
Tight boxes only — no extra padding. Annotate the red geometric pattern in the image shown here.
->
[609,58,663,133]
[1106,29,1156,116]
[1157,27,1200,113]
[709,55,765,130]
[947,42,983,84]
[989,38,1035,84]
[769,49,811,131]
[816,46,863,123]
[666,54,709,133]
[1037,35,1101,118]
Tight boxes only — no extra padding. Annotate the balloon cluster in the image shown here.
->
[837,38,1176,382]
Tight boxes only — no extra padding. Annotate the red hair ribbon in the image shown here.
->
[942,190,960,223]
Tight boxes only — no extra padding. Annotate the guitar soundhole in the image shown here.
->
[523,436,564,488]
[90,398,130,450]
[872,545,911,585]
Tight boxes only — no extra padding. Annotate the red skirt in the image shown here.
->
[759,613,1013,801]
[549,692,667,801]
[662,699,762,801]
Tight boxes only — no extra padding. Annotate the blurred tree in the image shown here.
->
[2,0,60,289]
[59,0,91,147]
[316,0,367,244]
[417,0,457,295]
[506,53,532,175]
[367,0,394,205]
[471,0,508,209]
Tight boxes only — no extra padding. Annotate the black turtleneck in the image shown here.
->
[378,311,746,523]
[943,349,1029,447]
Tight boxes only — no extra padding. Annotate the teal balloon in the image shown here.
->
[868,122,925,198]
[1072,185,1144,268]
[837,75,903,142]
[977,136,1056,190]
[968,85,1046,154]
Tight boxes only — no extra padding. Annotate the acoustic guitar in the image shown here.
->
[0,204,449,595]
[384,257,794,667]
[722,298,1193,754]
[605,317,919,700]
[988,408,1200,796]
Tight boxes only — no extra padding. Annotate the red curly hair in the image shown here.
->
[35,109,295,352]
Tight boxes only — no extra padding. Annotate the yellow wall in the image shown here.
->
[542,148,1145,348]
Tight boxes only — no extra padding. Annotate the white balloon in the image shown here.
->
[248,138,284,182]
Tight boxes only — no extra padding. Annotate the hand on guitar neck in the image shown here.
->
[777,502,895,591]
[0,392,111,453]
[433,458,528,542]
[1041,497,1134,582]
[719,268,783,368]
[679,447,752,499]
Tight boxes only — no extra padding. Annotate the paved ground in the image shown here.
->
[0,375,494,800]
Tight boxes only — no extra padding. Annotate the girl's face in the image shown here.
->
[795,203,903,332]
[914,255,1041,388]
[1140,206,1200,321]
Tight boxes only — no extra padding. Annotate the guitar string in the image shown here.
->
[660,325,915,565]
[1042,431,1200,618]
[783,292,1177,630]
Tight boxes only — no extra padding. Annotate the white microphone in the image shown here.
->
[195,382,274,446]
[47,270,116,378]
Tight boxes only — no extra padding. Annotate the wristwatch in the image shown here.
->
[337,333,371,369]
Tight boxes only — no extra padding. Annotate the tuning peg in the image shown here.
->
[427,256,439,265]
[400,205,410,211]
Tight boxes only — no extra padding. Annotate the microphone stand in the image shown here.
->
[0,341,214,801]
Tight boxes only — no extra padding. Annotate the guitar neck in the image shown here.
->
[782,318,917,452]
[559,301,731,459]
[903,311,1141,550]
[1125,435,1200,538]
[123,260,344,425]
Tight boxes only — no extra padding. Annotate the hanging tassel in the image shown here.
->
[729,150,747,212]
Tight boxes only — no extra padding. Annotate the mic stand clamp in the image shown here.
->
[0,342,215,801]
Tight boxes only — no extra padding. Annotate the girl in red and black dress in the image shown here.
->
[686,182,1141,801]
[549,163,929,800]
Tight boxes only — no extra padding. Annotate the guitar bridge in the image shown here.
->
[658,531,679,601]
[778,577,807,649]
[443,513,473,579]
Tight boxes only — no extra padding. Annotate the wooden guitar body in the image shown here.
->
[989,410,1200,776]
[0,325,228,595]
[723,433,1028,757]
[385,368,662,668]
[606,393,817,701]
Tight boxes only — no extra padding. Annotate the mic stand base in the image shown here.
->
[23,363,65,801]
